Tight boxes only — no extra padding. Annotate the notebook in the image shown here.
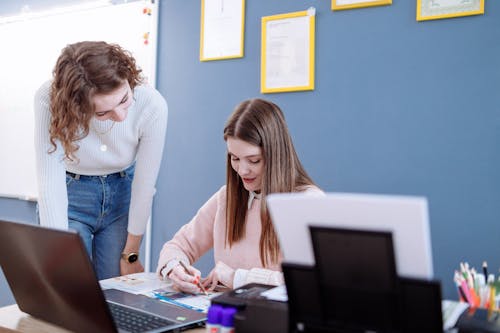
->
[0,220,206,333]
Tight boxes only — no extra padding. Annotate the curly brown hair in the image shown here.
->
[49,41,143,160]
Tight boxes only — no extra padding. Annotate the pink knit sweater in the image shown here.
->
[156,185,323,287]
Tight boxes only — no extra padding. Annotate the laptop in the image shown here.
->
[0,220,206,333]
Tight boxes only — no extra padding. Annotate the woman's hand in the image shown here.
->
[168,263,204,294]
[202,261,235,291]
[120,259,144,276]
[120,233,143,275]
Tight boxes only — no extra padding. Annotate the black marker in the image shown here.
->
[483,261,488,279]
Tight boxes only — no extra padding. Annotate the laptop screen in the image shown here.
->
[0,220,206,333]
[0,220,116,332]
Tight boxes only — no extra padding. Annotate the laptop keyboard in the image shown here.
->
[108,302,175,332]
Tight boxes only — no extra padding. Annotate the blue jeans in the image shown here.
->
[66,164,135,280]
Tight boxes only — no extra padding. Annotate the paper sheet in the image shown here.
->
[442,299,469,330]
[260,284,288,302]
[99,272,168,295]
[99,272,221,313]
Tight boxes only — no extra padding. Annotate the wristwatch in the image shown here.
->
[121,252,139,264]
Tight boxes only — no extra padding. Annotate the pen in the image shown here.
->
[483,261,488,279]
[454,271,469,304]
[458,285,469,304]
[179,261,209,296]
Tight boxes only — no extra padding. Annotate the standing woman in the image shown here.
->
[34,41,168,279]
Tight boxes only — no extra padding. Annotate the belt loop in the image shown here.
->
[120,171,126,178]
[74,174,80,180]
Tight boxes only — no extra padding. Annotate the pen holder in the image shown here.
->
[454,262,500,311]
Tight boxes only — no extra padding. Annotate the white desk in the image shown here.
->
[0,304,205,333]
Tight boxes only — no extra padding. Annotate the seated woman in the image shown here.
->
[156,98,322,293]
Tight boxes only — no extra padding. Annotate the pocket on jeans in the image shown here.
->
[124,165,135,181]
[66,175,75,186]
[125,172,135,181]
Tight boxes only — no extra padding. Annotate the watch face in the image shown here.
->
[128,253,138,263]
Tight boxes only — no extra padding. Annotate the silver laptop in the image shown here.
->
[0,220,206,333]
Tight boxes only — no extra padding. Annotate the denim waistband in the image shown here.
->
[66,164,134,180]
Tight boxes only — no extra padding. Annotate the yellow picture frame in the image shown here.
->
[332,0,392,11]
[200,0,245,61]
[417,0,484,22]
[261,9,315,94]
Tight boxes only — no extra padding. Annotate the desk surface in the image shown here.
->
[0,304,205,333]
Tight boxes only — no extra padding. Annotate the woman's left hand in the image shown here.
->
[120,233,144,276]
[202,261,235,291]
[120,259,144,276]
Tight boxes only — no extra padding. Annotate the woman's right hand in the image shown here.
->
[168,263,203,294]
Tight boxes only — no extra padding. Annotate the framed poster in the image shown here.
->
[200,0,245,61]
[417,0,484,21]
[261,8,315,94]
[332,0,392,11]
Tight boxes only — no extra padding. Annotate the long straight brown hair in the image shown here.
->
[223,99,316,267]
[49,41,143,160]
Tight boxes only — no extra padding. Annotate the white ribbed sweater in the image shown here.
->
[34,81,168,235]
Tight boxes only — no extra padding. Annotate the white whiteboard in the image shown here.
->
[0,0,158,200]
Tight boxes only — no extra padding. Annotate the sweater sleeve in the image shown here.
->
[156,189,221,273]
[233,268,284,289]
[34,81,69,230]
[127,87,168,235]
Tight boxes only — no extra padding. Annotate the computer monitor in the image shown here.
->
[267,192,433,279]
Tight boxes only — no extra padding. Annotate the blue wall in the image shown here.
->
[1,0,499,306]
[154,0,500,301]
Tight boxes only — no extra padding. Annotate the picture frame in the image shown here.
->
[332,0,392,11]
[416,0,484,22]
[200,0,245,61]
[261,8,315,94]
